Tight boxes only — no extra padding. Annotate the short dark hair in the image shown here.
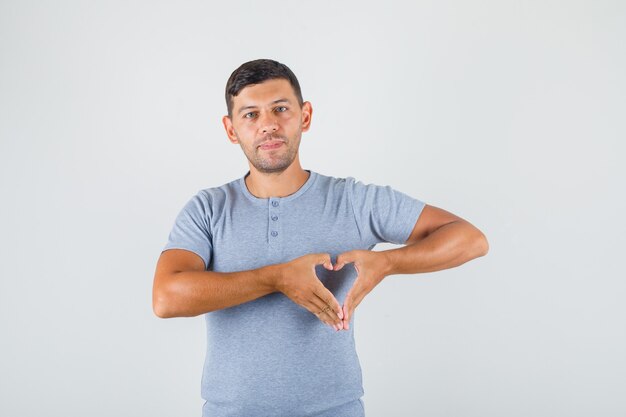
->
[225,59,304,119]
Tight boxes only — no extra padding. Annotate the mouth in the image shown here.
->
[258,141,285,150]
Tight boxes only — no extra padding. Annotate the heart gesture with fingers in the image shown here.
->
[333,250,390,330]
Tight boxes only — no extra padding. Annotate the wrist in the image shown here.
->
[378,249,397,277]
[260,262,284,293]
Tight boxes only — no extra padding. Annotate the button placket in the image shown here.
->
[268,197,282,250]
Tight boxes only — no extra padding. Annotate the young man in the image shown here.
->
[153,59,489,417]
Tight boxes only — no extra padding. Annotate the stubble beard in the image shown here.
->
[242,134,300,174]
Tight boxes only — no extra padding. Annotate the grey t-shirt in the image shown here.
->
[162,169,426,417]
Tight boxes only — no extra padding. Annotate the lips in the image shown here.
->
[259,141,284,150]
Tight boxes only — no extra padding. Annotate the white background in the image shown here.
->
[1,1,624,416]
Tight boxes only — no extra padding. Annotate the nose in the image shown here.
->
[258,111,279,134]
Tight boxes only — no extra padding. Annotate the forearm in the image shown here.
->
[381,221,489,276]
[155,263,282,318]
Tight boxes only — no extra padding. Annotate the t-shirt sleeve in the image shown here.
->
[162,191,213,270]
[347,177,426,245]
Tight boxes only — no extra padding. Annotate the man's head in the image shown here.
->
[224,59,303,119]
[222,59,312,174]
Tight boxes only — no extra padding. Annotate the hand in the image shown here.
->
[333,250,389,330]
[276,253,345,330]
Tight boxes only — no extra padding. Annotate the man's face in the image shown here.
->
[223,78,312,174]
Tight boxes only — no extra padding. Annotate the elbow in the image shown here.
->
[475,231,489,257]
[153,305,170,319]
[152,287,176,319]
[459,222,489,259]
[153,298,171,319]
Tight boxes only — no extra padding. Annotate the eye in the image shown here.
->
[275,106,288,112]
[244,112,256,119]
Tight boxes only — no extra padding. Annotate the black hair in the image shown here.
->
[225,58,304,119]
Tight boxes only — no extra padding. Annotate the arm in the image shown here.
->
[152,249,344,329]
[152,249,278,318]
[334,204,489,329]
[381,210,489,276]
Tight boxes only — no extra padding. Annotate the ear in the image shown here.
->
[301,101,313,133]
[222,115,239,144]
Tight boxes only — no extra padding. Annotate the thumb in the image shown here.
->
[342,294,354,328]
[333,251,354,271]
[318,253,334,270]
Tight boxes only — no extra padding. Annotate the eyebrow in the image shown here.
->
[237,98,291,115]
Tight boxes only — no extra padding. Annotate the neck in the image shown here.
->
[244,161,310,199]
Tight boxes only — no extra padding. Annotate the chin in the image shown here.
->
[254,159,294,173]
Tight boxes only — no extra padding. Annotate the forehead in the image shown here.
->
[233,78,297,107]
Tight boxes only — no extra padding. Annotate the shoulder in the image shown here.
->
[311,171,355,189]
[310,172,394,202]
[308,172,358,201]
[196,177,240,203]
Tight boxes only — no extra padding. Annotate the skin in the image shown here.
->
[222,78,312,199]
[222,78,489,331]
[222,78,345,328]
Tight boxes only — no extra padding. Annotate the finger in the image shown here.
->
[343,284,362,327]
[343,284,356,314]
[312,292,343,328]
[342,304,350,330]
[315,286,344,320]
[344,296,363,330]
[310,298,340,329]
[291,288,334,327]
[333,251,353,271]
[307,297,336,328]
[317,253,333,270]
[341,293,351,330]
[320,300,343,331]
[338,268,360,330]
[342,287,366,330]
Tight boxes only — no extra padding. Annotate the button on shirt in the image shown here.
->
[162,169,426,417]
